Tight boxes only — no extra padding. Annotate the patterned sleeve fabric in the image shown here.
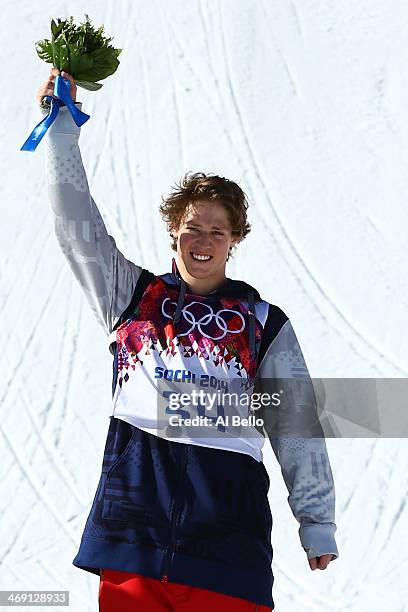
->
[39,102,143,334]
[257,317,339,560]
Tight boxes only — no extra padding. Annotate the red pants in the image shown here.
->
[99,569,273,611]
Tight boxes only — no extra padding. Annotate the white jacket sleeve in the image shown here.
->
[40,102,143,334]
[257,316,339,560]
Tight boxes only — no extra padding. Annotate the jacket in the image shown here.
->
[40,102,339,608]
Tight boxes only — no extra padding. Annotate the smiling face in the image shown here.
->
[174,199,238,295]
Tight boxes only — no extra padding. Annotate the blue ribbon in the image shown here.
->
[21,76,90,152]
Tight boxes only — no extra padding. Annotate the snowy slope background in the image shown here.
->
[1,1,408,610]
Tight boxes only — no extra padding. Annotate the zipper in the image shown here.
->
[161,444,188,582]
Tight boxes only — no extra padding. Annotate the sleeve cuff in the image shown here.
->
[39,101,83,136]
[299,522,339,560]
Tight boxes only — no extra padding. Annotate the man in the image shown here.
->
[37,68,338,611]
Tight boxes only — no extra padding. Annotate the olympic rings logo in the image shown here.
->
[161,298,246,340]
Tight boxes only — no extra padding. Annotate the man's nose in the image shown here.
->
[195,232,212,245]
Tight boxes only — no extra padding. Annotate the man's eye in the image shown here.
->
[187,227,199,231]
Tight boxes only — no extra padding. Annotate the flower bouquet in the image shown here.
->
[21,14,122,151]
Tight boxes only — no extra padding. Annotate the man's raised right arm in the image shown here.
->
[38,70,143,334]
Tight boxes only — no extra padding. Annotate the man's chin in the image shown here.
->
[184,266,214,279]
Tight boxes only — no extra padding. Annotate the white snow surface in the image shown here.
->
[2,1,408,610]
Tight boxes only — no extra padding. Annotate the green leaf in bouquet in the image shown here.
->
[75,80,103,91]
[51,38,60,70]
[51,17,76,42]
[68,53,93,78]
[75,46,120,82]
[35,40,53,63]
[50,19,64,39]
[59,32,71,72]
